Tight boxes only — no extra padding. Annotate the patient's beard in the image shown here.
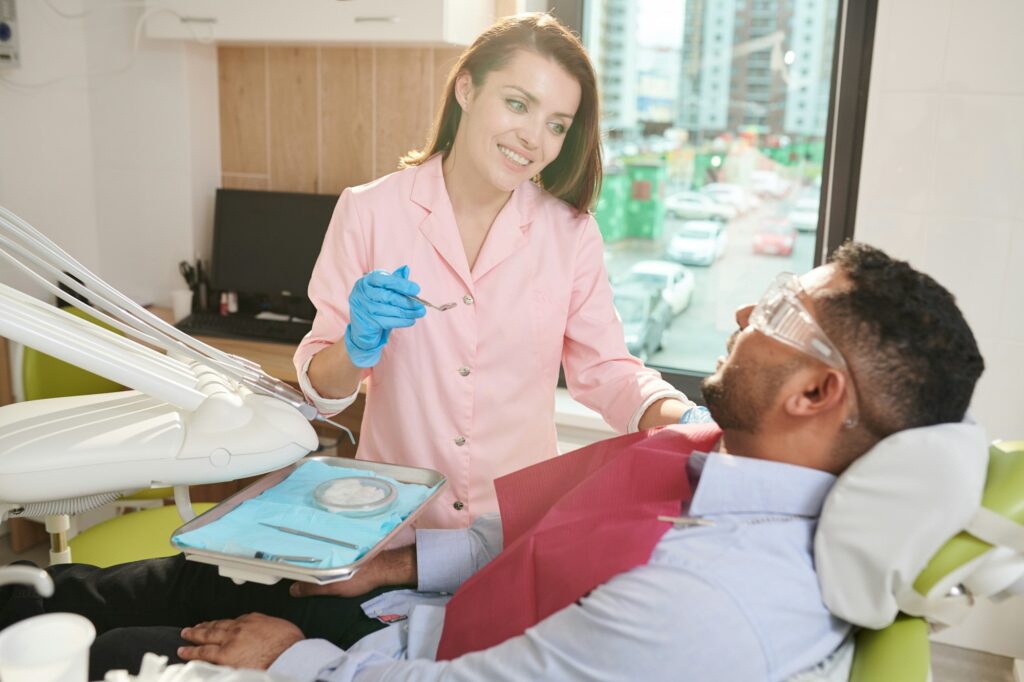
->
[701,359,795,433]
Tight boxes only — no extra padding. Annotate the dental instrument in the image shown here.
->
[407,294,456,312]
[258,522,360,550]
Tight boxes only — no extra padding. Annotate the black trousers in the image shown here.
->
[0,555,390,680]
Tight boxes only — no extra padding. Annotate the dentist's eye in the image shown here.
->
[506,98,526,113]
[548,121,567,135]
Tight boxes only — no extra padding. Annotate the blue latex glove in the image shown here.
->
[680,406,713,424]
[344,265,426,368]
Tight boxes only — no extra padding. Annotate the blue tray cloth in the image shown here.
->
[173,461,437,567]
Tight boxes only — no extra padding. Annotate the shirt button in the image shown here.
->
[453,501,465,511]
[463,294,474,305]
[454,436,466,446]
[458,366,471,377]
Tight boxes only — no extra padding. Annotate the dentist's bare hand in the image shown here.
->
[179,612,303,670]
[289,546,417,598]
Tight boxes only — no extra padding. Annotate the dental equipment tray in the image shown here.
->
[171,457,446,586]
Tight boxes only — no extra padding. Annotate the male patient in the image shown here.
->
[0,243,984,681]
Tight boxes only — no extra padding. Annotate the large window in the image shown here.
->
[571,0,875,396]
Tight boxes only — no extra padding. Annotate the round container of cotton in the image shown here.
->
[314,476,398,517]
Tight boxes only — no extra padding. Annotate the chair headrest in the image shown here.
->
[814,421,989,628]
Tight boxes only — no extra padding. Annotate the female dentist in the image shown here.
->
[294,13,708,530]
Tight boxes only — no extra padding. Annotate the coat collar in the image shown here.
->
[410,154,539,290]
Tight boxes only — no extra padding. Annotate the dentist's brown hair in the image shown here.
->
[401,12,602,213]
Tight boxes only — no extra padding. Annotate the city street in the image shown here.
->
[604,199,816,374]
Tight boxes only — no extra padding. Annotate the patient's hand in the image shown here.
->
[290,545,416,598]
[178,612,303,670]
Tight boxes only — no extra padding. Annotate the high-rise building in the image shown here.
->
[785,0,837,135]
[677,0,835,139]
[585,0,639,133]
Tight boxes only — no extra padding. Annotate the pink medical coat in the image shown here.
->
[294,154,683,529]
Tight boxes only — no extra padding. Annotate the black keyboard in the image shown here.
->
[176,312,312,344]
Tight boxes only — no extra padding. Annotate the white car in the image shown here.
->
[788,195,821,232]
[665,191,737,222]
[700,183,760,214]
[750,170,791,198]
[616,260,695,316]
[667,220,728,266]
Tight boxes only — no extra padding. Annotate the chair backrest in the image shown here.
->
[839,439,1024,682]
[22,307,124,400]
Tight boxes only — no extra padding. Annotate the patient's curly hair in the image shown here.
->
[817,242,984,439]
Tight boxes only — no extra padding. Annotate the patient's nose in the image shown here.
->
[735,304,754,329]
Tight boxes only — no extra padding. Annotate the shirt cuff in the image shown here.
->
[298,355,360,416]
[627,389,692,433]
[415,528,474,594]
[270,638,345,681]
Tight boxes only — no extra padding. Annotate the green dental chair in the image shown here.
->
[813,428,1024,681]
[21,306,214,567]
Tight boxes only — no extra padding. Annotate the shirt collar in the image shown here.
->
[409,153,538,227]
[687,451,837,518]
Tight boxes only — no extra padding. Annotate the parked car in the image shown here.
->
[750,170,791,198]
[665,191,737,222]
[700,183,760,214]
[788,194,820,232]
[667,220,728,266]
[752,217,797,257]
[613,285,672,363]
[615,260,695,315]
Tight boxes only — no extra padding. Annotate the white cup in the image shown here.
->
[171,289,194,323]
[0,612,95,682]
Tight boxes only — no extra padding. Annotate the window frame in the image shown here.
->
[552,0,878,402]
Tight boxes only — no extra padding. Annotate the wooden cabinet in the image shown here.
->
[145,0,494,46]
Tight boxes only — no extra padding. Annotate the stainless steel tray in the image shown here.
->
[171,456,446,585]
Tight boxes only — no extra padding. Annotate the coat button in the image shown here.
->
[453,501,465,511]
[458,366,471,377]
[463,294,474,305]
[454,436,466,446]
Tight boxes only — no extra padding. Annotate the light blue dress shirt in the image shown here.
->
[270,452,851,681]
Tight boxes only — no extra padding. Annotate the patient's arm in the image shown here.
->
[290,546,417,598]
[291,514,504,599]
[280,562,767,681]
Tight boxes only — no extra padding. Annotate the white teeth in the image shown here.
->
[498,145,529,166]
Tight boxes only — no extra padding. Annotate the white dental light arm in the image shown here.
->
[0,204,326,523]
[0,205,313,416]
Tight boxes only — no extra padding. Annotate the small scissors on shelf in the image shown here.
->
[178,260,197,289]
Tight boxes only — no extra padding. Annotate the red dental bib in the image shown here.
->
[436,422,722,660]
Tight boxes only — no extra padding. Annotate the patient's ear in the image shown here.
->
[782,368,849,418]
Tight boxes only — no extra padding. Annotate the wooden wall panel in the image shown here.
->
[495,0,519,18]
[433,47,463,117]
[267,47,319,193]
[218,45,470,191]
[218,47,268,176]
[221,175,270,191]
[375,49,436,178]
[320,48,375,193]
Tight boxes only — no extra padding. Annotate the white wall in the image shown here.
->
[855,0,1024,658]
[0,0,219,307]
[0,0,101,300]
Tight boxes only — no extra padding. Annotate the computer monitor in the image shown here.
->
[211,188,338,315]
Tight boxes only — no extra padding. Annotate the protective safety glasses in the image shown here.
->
[748,272,849,371]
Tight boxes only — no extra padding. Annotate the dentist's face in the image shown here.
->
[453,49,581,192]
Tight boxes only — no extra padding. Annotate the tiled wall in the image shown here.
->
[855,0,1024,442]
[218,45,464,194]
[855,0,1024,657]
